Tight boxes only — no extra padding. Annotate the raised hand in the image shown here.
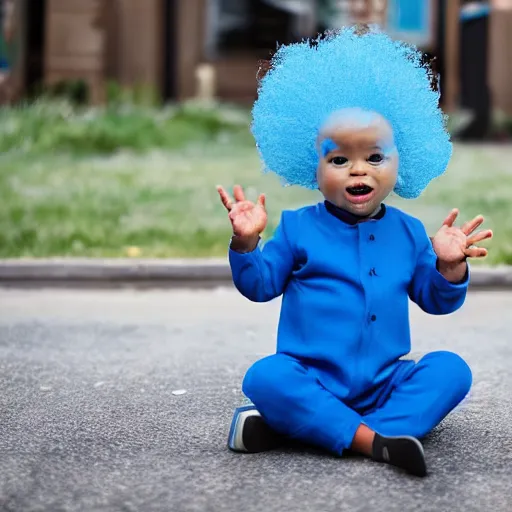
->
[217,184,267,250]
[432,209,493,264]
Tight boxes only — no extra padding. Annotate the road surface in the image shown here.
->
[0,288,511,511]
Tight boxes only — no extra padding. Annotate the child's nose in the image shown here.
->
[349,166,368,176]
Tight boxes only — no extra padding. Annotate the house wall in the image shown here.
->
[489,2,512,115]
[38,0,512,113]
[44,0,163,103]
[44,0,106,103]
[105,0,163,92]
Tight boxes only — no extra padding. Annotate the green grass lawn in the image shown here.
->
[0,142,509,264]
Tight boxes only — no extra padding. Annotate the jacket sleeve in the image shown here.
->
[407,221,469,315]
[228,211,296,302]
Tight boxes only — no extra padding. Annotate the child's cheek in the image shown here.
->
[381,151,399,175]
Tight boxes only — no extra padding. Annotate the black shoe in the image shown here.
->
[227,405,283,453]
[372,433,427,477]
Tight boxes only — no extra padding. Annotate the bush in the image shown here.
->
[0,99,254,155]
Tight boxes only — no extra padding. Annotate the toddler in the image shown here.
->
[216,26,492,477]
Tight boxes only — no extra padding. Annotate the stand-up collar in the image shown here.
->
[324,201,386,225]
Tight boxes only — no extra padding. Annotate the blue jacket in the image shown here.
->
[228,202,469,404]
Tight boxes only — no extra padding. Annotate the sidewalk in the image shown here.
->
[0,259,511,290]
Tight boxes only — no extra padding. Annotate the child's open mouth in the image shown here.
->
[345,184,375,204]
[346,184,374,196]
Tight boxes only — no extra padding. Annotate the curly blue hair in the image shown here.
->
[251,25,452,199]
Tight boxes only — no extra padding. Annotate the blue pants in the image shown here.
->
[242,351,472,455]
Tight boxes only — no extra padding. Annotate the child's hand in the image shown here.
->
[217,184,267,251]
[432,209,493,282]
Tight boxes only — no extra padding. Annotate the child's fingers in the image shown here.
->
[257,193,266,209]
[233,184,246,203]
[461,215,484,236]
[216,185,234,211]
[464,246,488,259]
[466,229,493,246]
[442,208,459,227]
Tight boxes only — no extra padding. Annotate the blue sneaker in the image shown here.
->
[227,404,283,453]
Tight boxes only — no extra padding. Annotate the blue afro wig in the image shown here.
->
[251,25,452,199]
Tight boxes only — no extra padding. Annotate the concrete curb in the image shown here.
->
[0,258,232,289]
[0,258,511,290]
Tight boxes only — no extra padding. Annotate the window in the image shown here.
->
[203,1,434,60]
[204,0,317,59]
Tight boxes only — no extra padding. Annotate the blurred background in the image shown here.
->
[0,0,510,263]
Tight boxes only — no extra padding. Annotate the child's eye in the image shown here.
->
[330,156,348,166]
[368,153,384,163]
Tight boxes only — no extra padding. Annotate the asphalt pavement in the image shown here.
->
[0,287,511,512]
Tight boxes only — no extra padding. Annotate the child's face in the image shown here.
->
[316,109,398,216]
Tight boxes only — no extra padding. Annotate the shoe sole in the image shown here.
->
[227,405,283,453]
[382,435,427,477]
[227,405,260,452]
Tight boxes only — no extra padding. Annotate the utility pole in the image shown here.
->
[443,0,460,112]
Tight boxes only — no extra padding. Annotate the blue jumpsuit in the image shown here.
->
[228,202,472,455]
